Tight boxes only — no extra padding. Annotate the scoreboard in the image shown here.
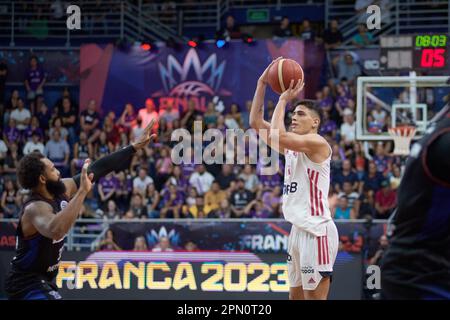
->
[380,34,448,70]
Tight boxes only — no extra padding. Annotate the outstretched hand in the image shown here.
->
[132,118,158,150]
[279,79,305,102]
[258,56,283,85]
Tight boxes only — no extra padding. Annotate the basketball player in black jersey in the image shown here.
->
[380,106,450,300]
[4,120,157,300]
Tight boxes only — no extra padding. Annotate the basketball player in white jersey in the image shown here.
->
[250,58,338,300]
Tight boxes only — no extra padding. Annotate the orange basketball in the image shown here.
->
[267,58,304,95]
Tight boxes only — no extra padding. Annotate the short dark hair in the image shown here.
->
[17,152,46,189]
[292,99,323,131]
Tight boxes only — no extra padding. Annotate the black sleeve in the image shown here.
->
[72,145,136,188]
[426,131,450,184]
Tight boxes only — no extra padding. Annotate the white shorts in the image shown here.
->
[287,220,339,290]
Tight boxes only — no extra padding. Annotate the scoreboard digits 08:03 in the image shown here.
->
[380,34,449,70]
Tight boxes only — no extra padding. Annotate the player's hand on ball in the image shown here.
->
[80,159,94,194]
[279,79,305,102]
[258,56,283,85]
[132,118,157,150]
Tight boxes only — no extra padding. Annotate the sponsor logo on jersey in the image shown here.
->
[60,200,68,210]
[308,277,316,284]
[283,182,298,195]
[287,254,292,262]
[301,266,314,274]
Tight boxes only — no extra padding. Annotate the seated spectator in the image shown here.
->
[338,181,360,210]
[204,181,227,216]
[10,98,31,136]
[374,180,397,219]
[115,172,133,211]
[340,109,356,144]
[371,103,387,125]
[334,196,356,219]
[337,52,361,84]
[101,200,121,220]
[166,165,189,191]
[300,19,315,42]
[355,188,377,219]
[3,118,20,147]
[184,240,198,252]
[373,142,392,174]
[138,98,159,132]
[23,132,45,155]
[352,24,374,48]
[129,193,148,219]
[368,235,389,266]
[152,236,174,252]
[180,99,201,133]
[230,178,254,218]
[70,131,93,176]
[97,229,122,251]
[49,117,69,142]
[103,114,120,147]
[217,15,241,40]
[24,56,46,109]
[262,186,282,216]
[319,86,334,113]
[187,196,206,219]
[98,172,119,203]
[54,87,79,115]
[204,102,219,128]
[44,130,70,177]
[94,131,114,160]
[189,164,215,196]
[323,19,343,50]
[335,85,354,116]
[367,114,384,134]
[1,180,20,218]
[362,161,384,193]
[80,99,101,143]
[273,16,293,39]
[118,103,137,134]
[35,98,52,133]
[333,159,359,192]
[145,183,161,218]
[238,164,259,194]
[22,116,44,143]
[320,110,338,138]
[160,184,183,218]
[3,89,20,129]
[157,118,172,144]
[216,164,236,191]
[58,96,78,145]
[389,164,402,190]
[159,100,179,128]
[244,199,272,218]
[155,147,173,189]
[2,142,19,180]
[133,168,154,196]
[133,236,148,251]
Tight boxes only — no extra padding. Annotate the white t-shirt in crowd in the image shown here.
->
[133,176,154,194]
[10,108,31,130]
[340,122,356,142]
[23,141,45,155]
[189,171,215,195]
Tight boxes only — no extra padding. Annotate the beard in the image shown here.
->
[46,179,67,198]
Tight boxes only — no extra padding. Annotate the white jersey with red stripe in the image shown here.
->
[282,147,332,237]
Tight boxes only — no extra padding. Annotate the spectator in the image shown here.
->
[204,181,227,217]
[368,234,389,266]
[373,142,392,174]
[10,98,31,134]
[300,19,315,42]
[102,200,121,220]
[323,19,343,50]
[118,103,137,134]
[152,236,174,252]
[98,172,119,203]
[204,101,219,128]
[180,98,201,133]
[216,164,236,190]
[389,164,402,190]
[35,98,52,133]
[24,56,47,110]
[334,196,356,220]
[238,164,259,194]
[22,116,44,143]
[49,117,69,142]
[230,178,254,218]
[138,98,159,132]
[54,87,79,115]
[166,165,189,191]
[374,180,397,219]
[3,118,20,147]
[2,142,19,180]
[44,130,70,177]
[129,193,148,219]
[159,100,179,128]
[273,16,293,39]
[334,159,359,192]
[3,89,19,129]
[97,229,122,251]
[0,138,7,163]
[103,113,120,147]
[80,99,101,143]
[133,168,154,195]
[133,236,148,251]
[189,164,215,196]
[340,108,356,144]
[338,181,360,210]
[337,53,361,84]
[335,84,354,116]
[355,188,377,219]
[145,183,161,218]
[244,199,272,218]
[184,240,198,252]
[217,15,241,40]
[352,24,374,48]
[23,132,45,155]
[262,186,282,216]
[1,180,20,218]
[95,131,113,160]
[115,171,133,211]
[160,184,183,218]
[187,196,206,219]
[362,161,384,193]
[58,96,78,145]
[70,131,93,176]
[155,147,173,189]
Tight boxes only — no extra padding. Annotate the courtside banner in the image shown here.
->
[0,251,362,300]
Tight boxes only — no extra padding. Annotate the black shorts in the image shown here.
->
[4,271,62,300]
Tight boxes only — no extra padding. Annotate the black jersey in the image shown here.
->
[381,113,450,300]
[77,142,89,159]
[9,193,68,280]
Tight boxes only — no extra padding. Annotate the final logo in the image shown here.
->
[151,48,231,112]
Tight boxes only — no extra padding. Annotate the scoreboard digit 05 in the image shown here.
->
[414,34,447,68]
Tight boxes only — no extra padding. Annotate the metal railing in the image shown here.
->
[1,218,388,252]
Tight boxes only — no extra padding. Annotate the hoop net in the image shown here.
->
[388,125,417,156]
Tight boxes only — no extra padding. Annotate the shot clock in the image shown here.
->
[380,34,448,71]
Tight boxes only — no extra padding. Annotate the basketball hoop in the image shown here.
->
[388,125,417,156]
